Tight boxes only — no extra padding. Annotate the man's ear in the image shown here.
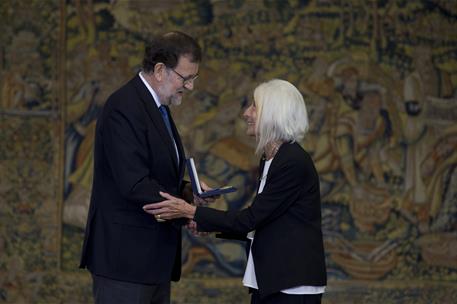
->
[154,63,166,81]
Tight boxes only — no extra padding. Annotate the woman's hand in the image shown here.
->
[143,192,196,220]
[194,181,220,206]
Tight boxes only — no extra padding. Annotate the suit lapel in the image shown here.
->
[131,75,179,172]
[168,111,186,180]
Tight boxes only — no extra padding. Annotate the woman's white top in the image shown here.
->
[242,158,325,295]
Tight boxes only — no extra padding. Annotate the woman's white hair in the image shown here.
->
[254,79,309,155]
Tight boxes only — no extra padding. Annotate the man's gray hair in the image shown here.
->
[254,79,309,155]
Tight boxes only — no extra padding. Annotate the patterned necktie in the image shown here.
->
[159,105,174,140]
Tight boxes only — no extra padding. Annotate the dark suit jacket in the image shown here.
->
[80,75,187,284]
[194,142,327,298]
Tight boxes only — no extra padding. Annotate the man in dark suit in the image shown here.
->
[80,31,202,304]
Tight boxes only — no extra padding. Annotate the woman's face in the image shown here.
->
[243,101,257,137]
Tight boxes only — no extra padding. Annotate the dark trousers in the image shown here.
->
[92,274,170,304]
[251,289,322,304]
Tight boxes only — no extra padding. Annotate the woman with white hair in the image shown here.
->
[144,79,327,304]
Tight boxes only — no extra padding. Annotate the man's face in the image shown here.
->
[159,55,199,106]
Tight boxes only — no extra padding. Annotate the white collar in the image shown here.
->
[139,71,162,108]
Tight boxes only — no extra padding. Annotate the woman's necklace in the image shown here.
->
[259,161,271,181]
[260,142,283,181]
[265,141,282,160]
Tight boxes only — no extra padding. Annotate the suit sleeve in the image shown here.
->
[102,103,164,205]
[194,152,310,234]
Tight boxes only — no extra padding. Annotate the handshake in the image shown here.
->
[142,182,218,237]
[143,158,237,224]
[143,181,218,224]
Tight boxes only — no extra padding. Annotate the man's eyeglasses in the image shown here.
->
[169,69,199,85]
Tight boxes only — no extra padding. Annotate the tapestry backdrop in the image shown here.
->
[1,0,456,303]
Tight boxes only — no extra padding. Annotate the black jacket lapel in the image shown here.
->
[168,109,186,180]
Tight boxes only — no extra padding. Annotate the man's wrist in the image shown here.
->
[188,205,197,219]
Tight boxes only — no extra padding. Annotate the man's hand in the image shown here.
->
[185,220,209,237]
[143,192,196,220]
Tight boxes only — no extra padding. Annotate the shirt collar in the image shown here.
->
[139,71,161,109]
